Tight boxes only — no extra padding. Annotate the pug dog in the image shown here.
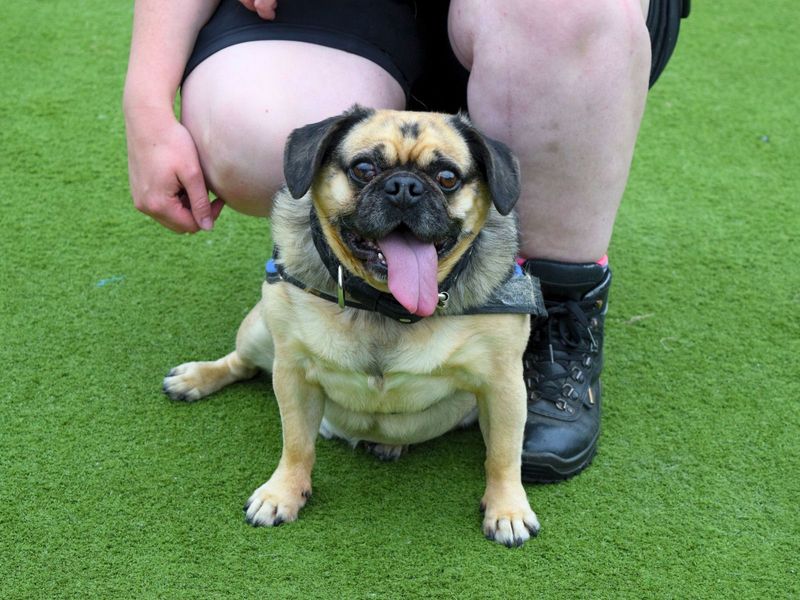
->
[163,107,544,547]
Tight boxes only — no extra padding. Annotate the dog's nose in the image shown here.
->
[383,173,424,209]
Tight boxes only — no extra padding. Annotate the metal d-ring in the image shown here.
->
[437,291,449,308]
[337,265,345,308]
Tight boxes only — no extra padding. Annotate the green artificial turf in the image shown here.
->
[1,1,798,598]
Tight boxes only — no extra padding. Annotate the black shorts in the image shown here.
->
[185,0,690,113]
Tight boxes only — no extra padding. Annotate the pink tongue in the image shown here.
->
[377,231,439,317]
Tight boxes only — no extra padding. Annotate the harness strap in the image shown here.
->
[266,249,545,322]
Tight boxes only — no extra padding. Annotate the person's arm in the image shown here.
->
[123,0,222,232]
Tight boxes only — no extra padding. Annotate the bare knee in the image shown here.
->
[449,0,651,173]
[182,88,289,217]
[449,0,651,83]
[180,42,405,217]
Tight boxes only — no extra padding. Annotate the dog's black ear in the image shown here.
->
[283,106,374,199]
[451,114,521,216]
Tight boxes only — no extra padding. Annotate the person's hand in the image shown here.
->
[125,108,224,233]
[238,0,277,20]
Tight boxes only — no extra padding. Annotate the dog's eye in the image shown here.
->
[349,161,378,184]
[436,170,460,192]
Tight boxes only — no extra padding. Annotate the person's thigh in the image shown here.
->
[181,41,405,217]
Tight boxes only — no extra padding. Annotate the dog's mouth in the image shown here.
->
[342,225,457,317]
[343,227,456,274]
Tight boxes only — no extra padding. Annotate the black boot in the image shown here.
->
[520,259,611,482]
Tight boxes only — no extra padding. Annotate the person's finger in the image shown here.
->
[209,197,226,222]
[151,199,202,234]
[177,162,213,230]
[253,0,277,20]
[134,189,199,233]
[239,0,257,12]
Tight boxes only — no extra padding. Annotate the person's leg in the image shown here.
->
[448,0,652,481]
[449,0,650,262]
[181,41,405,216]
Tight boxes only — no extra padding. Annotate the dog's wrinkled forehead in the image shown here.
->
[338,111,473,170]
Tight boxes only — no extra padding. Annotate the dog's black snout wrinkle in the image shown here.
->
[383,173,424,209]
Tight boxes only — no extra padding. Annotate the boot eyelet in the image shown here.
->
[583,355,592,367]
[555,399,568,411]
[570,367,585,383]
[590,318,599,329]
[562,383,575,398]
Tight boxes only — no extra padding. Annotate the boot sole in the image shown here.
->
[520,431,599,483]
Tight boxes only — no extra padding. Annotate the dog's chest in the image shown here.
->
[308,362,461,415]
[296,313,479,415]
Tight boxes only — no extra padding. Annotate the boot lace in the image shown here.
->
[524,299,599,411]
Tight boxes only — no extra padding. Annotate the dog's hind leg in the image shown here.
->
[163,301,273,402]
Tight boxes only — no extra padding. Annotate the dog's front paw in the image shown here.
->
[481,487,540,548]
[163,362,217,402]
[244,477,312,527]
[163,354,257,402]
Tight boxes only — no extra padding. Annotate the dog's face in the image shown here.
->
[283,107,520,317]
